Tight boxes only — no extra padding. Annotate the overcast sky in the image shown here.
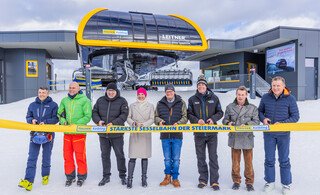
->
[1,0,320,79]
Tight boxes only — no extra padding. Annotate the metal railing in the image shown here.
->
[48,80,72,91]
[207,74,270,96]
[255,74,270,96]
[207,74,250,91]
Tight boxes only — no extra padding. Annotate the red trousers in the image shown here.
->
[63,134,87,176]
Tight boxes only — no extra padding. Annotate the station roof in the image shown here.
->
[0,30,78,60]
[185,26,320,61]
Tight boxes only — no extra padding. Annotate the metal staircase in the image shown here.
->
[255,74,270,97]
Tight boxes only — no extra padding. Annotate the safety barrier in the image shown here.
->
[0,119,319,133]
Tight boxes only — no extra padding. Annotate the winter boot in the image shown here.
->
[121,177,127,185]
[77,179,85,187]
[160,174,171,186]
[172,179,181,188]
[232,183,240,190]
[127,159,136,189]
[197,181,207,189]
[18,179,33,191]
[211,183,220,191]
[141,159,148,187]
[65,179,76,187]
[98,177,110,186]
[42,176,49,185]
[246,184,255,191]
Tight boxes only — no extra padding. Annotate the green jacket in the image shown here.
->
[58,93,92,134]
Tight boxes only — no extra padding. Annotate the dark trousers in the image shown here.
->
[194,135,219,185]
[99,136,126,178]
[231,148,254,185]
[264,133,291,185]
[25,139,54,183]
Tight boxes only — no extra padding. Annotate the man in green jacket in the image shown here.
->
[58,82,92,187]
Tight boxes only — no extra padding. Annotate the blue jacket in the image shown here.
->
[258,88,300,134]
[26,96,59,125]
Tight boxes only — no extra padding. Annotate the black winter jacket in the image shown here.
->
[187,89,224,137]
[92,89,129,138]
[155,95,188,139]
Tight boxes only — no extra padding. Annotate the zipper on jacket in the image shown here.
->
[40,102,44,123]
[272,98,278,124]
[42,108,47,118]
[168,107,172,139]
[69,100,74,124]
[106,101,111,136]
[106,101,111,123]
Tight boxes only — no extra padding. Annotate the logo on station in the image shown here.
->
[161,34,186,40]
[102,29,128,36]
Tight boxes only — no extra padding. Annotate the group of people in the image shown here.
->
[17,75,299,195]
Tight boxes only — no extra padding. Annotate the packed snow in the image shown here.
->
[0,89,319,195]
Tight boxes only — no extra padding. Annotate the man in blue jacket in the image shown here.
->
[258,76,299,194]
[18,87,59,191]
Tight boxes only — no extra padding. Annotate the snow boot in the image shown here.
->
[65,179,75,187]
[197,181,207,188]
[127,159,136,189]
[77,179,85,187]
[42,176,49,185]
[232,183,240,190]
[246,184,255,191]
[141,159,148,187]
[18,179,33,191]
[211,183,220,191]
[121,177,127,185]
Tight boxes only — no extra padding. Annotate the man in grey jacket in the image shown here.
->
[222,86,260,192]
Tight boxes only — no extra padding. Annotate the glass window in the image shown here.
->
[206,63,240,81]
[143,14,158,43]
[131,13,145,41]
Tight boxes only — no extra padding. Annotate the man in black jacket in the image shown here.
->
[187,75,224,191]
[92,82,129,186]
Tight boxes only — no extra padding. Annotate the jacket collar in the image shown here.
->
[160,94,181,106]
[68,90,83,99]
[233,98,249,106]
[268,87,291,98]
[35,96,52,104]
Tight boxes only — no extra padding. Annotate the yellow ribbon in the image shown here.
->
[1,119,319,133]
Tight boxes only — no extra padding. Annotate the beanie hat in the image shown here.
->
[137,87,147,97]
[197,75,208,86]
[165,83,175,92]
[106,82,117,91]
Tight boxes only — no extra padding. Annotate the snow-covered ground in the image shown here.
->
[0,90,320,195]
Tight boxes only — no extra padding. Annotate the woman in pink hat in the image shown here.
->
[126,87,154,189]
